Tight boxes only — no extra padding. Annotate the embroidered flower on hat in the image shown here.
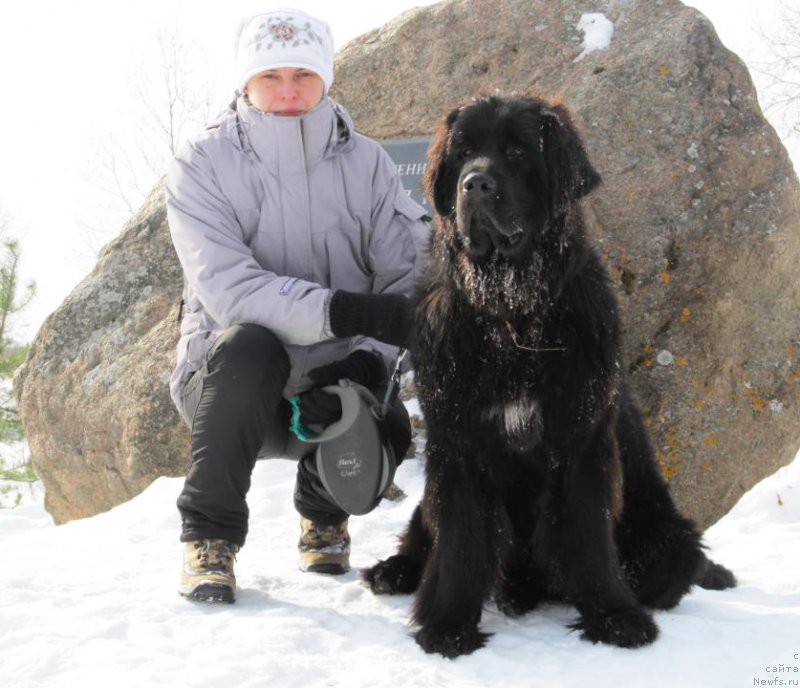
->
[249,15,324,51]
[270,21,295,43]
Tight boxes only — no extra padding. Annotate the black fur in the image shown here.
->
[362,95,735,657]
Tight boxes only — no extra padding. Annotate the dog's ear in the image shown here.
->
[540,103,601,211]
[424,107,461,217]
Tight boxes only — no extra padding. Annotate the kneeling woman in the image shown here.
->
[166,8,429,603]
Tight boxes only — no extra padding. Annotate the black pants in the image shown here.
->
[176,323,411,547]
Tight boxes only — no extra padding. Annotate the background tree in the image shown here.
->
[86,24,217,234]
[757,2,800,141]
[0,211,37,506]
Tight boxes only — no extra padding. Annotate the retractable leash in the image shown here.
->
[289,347,409,515]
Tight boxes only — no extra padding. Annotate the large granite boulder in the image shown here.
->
[332,0,800,529]
[15,0,800,528]
[14,187,189,523]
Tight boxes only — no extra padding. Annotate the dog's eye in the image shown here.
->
[507,146,526,159]
[455,146,473,159]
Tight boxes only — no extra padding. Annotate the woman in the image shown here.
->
[166,8,429,603]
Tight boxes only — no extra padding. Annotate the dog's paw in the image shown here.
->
[494,584,542,618]
[361,555,421,595]
[415,623,489,658]
[696,560,737,591]
[571,607,658,648]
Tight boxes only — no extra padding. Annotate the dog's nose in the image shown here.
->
[462,171,496,196]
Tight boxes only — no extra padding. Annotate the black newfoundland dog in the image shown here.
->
[363,95,736,658]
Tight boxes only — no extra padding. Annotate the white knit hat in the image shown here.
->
[234,9,335,93]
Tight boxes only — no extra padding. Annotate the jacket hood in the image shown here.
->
[210,96,354,172]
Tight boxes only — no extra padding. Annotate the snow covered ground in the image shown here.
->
[1,444,798,688]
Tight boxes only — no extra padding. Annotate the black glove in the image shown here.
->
[308,349,386,389]
[296,351,386,432]
[296,387,343,429]
[329,291,412,347]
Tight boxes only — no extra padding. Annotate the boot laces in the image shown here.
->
[300,519,350,550]
[194,539,238,570]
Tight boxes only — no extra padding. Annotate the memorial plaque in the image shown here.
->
[379,136,432,213]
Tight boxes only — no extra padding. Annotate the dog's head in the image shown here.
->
[423,95,601,266]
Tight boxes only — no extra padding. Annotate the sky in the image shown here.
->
[0,0,793,342]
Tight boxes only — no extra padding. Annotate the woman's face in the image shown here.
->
[244,67,325,115]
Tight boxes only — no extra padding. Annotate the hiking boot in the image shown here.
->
[180,539,239,603]
[298,517,351,575]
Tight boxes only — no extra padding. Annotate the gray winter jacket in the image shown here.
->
[165,96,429,408]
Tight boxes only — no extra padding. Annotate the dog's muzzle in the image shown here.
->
[459,170,524,253]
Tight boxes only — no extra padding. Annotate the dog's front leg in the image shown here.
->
[363,505,431,595]
[553,421,659,648]
[411,435,505,658]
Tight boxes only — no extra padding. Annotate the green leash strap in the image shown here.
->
[288,395,316,441]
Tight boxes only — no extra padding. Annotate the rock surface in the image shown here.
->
[15,0,800,528]
[14,187,189,523]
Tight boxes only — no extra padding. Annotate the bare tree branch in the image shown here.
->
[754,1,800,140]
[84,23,216,253]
